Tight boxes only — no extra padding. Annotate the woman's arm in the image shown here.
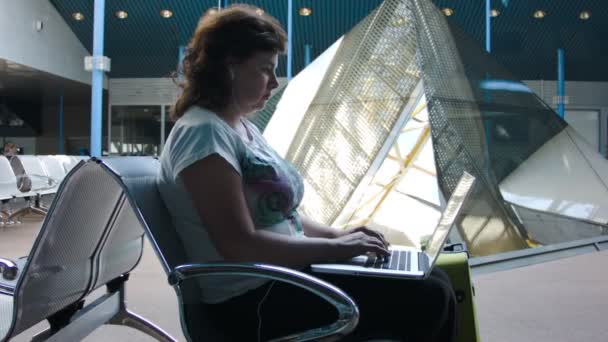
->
[300,216,340,238]
[301,216,390,247]
[180,154,389,268]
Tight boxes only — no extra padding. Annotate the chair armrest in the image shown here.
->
[28,174,59,191]
[169,263,359,342]
[0,258,18,280]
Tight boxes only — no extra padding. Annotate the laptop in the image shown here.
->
[311,172,475,280]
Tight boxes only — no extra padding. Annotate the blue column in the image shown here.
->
[287,0,293,80]
[557,48,565,118]
[304,44,312,67]
[90,0,106,157]
[484,0,493,178]
[485,0,491,53]
[59,92,64,154]
[178,45,186,68]
[177,45,186,83]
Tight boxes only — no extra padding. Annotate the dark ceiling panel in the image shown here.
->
[49,0,608,81]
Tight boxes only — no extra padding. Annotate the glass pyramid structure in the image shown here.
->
[263,0,608,265]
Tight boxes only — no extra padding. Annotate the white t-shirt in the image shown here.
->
[157,106,305,303]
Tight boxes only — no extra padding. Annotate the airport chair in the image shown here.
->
[15,156,57,194]
[54,155,79,174]
[101,156,359,341]
[0,156,41,225]
[0,157,15,224]
[9,155,59,220]
[0,159,175,342]
[36,156,69,209]
[37,156,67,186]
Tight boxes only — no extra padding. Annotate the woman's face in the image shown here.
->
[230,50,279,115]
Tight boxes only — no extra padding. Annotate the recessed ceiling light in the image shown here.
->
[160,9,173,18]
[72,12,85,21]
[115,10,128,19]
[255,8,265,16]
[298,7,312,16]
[533,10,546,19]
[442,8,454,17]
[579,11,591,20]
[491,9,500,18]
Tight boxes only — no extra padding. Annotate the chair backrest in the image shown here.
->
[9,159,144,335]
[0,156,18,199]
[14,155,51,190]
[101,157,187,273]
[55,155,79,174]
[37,156,66,184]
[101,157,220,341]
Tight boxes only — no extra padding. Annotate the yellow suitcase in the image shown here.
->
[436,250,480,342]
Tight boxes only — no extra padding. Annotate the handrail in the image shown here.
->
[170,262,359,342]
[0,257,18,280]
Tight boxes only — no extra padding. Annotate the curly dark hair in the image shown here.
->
[172,4,287,120]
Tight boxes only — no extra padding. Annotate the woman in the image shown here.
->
[157,5,456,341]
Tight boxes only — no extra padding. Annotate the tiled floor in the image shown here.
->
[1,216,607,341]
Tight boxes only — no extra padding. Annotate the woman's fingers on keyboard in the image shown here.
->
[353,226,390,248]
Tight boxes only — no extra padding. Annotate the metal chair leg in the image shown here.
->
[108,309,177,342]
[8,205,46,221]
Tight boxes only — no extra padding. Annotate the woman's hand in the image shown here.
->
[331,229,390,261]
[337,226,390,248]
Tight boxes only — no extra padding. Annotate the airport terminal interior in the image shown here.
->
[1,0,607,341]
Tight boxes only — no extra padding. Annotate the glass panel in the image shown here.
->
[274,0,608,258]
[286,0,422,225]
[110,105,161,156]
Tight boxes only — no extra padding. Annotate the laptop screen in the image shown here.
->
[424,172,475,268]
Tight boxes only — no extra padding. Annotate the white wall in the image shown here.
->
[0,0,91,84]
[525,80,608,157]
[109,77,289,106]
[525,80,608,108]
[109,78,180,106]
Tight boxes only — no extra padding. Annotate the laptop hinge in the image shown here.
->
[418,252,430,273]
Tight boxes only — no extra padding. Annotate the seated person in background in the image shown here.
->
[157,5,457,341]
[3,143,31,192]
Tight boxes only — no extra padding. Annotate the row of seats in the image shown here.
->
[0,155,87,225]
[0,157,356,341]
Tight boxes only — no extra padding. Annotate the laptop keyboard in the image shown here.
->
[364,250,412,271]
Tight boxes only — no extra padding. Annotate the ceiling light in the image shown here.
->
[72,12,85,21]
[442,8,454,17]
[491,9,500,17]
[579,11,591,20]
[115,10,128,19]
[255,8,265,16]
[533,10,546,19]
[160,9,173,18]
[298,7,312,16]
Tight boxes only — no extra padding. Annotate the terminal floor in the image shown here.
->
[1,216,607,342]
